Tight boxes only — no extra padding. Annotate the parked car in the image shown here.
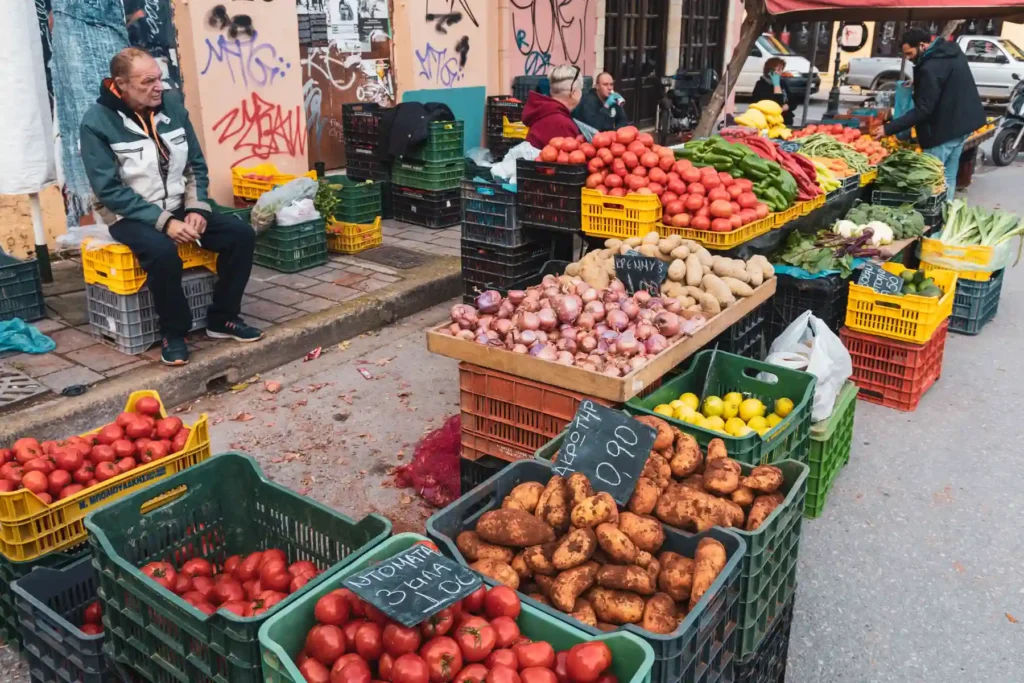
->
[844,35,1024,102]
[736,34,821,100]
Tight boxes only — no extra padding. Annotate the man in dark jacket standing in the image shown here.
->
[871,29,986,200]
[573,72,628,131]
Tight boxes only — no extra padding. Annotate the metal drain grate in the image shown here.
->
[0,364,50,409]
[354,246,433,270]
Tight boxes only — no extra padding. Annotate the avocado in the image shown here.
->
[912,269,925,285]
[903,283,918,294]
[919,285,942,297]
[901,270,916,282]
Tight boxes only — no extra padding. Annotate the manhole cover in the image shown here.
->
[356,246,433,270]
[0,364,49,409]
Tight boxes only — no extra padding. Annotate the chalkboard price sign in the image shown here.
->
[551,400,657,505]
[343,544,482,627]
[615,252,668,296]
[857,262,903,294]
[779,141,801,154]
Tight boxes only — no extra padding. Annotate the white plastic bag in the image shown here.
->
[765,311,852,422]
[491,141,540,184]
[251,177,318,232]
[275,198,320,227]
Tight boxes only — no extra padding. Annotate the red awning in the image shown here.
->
[765,0,1024,22]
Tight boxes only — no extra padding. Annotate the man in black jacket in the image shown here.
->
[573,72,628,131]
[871,29,986,200]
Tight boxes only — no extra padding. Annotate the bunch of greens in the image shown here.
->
[876,149,946,195]
[795,134,870,172]
[313,181,343,223]
[845,201,925,239]
[936,199,1024,246]
[777,229,883,278]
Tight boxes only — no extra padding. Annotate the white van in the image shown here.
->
[735,34,821,100]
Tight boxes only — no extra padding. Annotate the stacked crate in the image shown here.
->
[485,95,524,161]
[0,252,45,323]
[767,273,849,344]
[919,237,1005,335]
[392,120,466,229]
[324,177,384,255]
[516,158,587,240]
[343,103,389,182]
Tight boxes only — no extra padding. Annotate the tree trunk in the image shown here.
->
[938,20,963,40]
[695,0,767,137]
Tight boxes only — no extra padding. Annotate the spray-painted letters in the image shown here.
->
[201,31,291,87]
[213,93,307,166]
[509,0,592,77]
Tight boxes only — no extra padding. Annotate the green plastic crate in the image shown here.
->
[626,351,816,465]
[403,120,466,163]
[805,381,857,518]
[426,461,744,683]
[259,532,656,683]
[391,159,465,191]
[211,202,253,223]
[254,218,329,273]
[325,177,383,224]
[0,545,91,651]
[83,452,391,683]
[0,252,45,323]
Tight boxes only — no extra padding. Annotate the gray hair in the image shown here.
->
[549,64,580,97]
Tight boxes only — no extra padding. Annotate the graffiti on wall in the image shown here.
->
[200,31,292,88]
[212,92,307,166]
[416,0,481,89]
[509,0,592,78]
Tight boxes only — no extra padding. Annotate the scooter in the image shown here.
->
[992,72,1024,166]
[655,68,718,145]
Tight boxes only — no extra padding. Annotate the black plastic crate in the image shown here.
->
[486,95,524,128]
[714,304,766,360]
[342,103,381,147]
[735,588,795,683]
[347,143,390,182]
[12,556,110,683]
[461,179,536,248]
[0,252,45,323]
[461,238,549,280]
[871,188,945,214]
[459,455,510,494]
[949,269,1003,335]
[768,273,849,344]
[392,185,461,229]
[517,159,589,185]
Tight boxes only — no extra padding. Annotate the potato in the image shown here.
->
[661,280,684,300]
[657,551,695,602]
[721,498,745,527]
[641,453,672,490]
[642,593,679,634]
[456,531,515,563]
[536,476,571,533]
[706,438,728,462]
[634,549,654,568]
[680,474,704,490]
[702,274,736,307]
[731,485,755,507]
[637,244,660,259]
[595,523,638,564]
[655,485,735,532]
[618,512,665,554]
[477,510,556,547]
[742,465,784,493]
[712,258,750,283]
[528,593,552,606]
[589,586,645,624]
[619,243,633,256]
[604,238,624,250]
[523,543,559,576]
[695,247,713,268]
[534,574,555,596]
[682,285,720,316]
[634,415,674,452]
[552,527,598,570]
[641,231,661,246]
[628,477,661,515]
[511,551,532,581]
[746,493,784,531]
[566,473,594,509]
[596,622,617,633]
[684,254,703,287]
[625,237,642,247]
[569,598,598,627]
[669,429,702,477]
[703,458,741,495]
[596,563,658,595]
[550,561,600,612]
[471,559,520,590]
[748,254,775,279]
[668,259,686,282]
[565,262,581,277]
[689,538,727,611]
[580,263,610,290]
[571,492,618,528]
[503,482,546,513]
[669,245,690,260]
[746,261,764,288]
[659,234,682,254]
[721,276,754,297]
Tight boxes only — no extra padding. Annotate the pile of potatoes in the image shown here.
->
[456,473,728,635]
[627,415,787,533]
[565,234,775,317]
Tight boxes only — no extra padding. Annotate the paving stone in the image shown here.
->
[271,273,319,289]
[329,272,367,287]
[249,265,283,282]
[3,353,74,378]
[277,311,306,322]
[352,278,390,293]
[104,360,151,377]
[49,328,97,354]
[242,299,296,322]
[240,316,274,330]
[301,265,336,278]
[38,366,105,393]
[65,344,139,372]
[245,279,273,294]
[31,318,67,334]
[370,273,401,283]
[304,282,361,302]
[294,297,336,313]
[256,286,308,307]
[47,291,89,326]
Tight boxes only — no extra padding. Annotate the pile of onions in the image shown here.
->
[441,275,706,376]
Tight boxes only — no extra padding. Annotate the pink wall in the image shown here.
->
[393,0,496,93]
[504,0,596,87]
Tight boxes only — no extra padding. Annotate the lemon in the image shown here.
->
[654,404,674,417]
[691,414,707,428]
[755,426,771,436]
[704,415,725,431]
[674,404,698,422]
[747,416,769,431]
[702,396,724,418]
[722,398,741,420]
[679,392,700,411]
[775,397,795,418]
[766,413,783,427]
[725,417,747,435]
[669,399,686,412]
[733,425,753,437]
[724,391,743,404]
[739,398,766,422]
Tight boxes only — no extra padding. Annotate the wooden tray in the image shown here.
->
[427,278,777,402]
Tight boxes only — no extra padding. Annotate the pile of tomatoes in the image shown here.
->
[297,584,618,683]
[80,601,103,635]
[0,396,192,504]
[660,165,771,232]
[141,548,323,617]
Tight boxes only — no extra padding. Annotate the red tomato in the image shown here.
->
[155,417,183,439]
[620,151,638,170]
[391,654,430,683]
[596,148,614,165]
[115,411,136,428]
[453,664,488,683]
[489,616,520,649]
[83,600,102,625]
[142,562,177,591]
[485,649,517,671]
[591,132,612,149]
[96,424,123,446]
[420,608,454,638]
[171,428,191,453]
[454,616,495,663]
[616,127,637,145]
[4,466,24,486]
[681,167,702,184]
[568,150,587,164]
[250,590,287,616]
[80,623,103,635]
[114,457,136,474]
[380,652,396,681]
[260,560,293,593]
[344,619,369,645]
[420,636,463,683]
[191,576,215,598]
[58,484,84,499]
[72,463,94,485]
[701,174,721,190]
[632,166,647,178]
[603,174,623,189]
[553,652,570,683]
[243,580,263,600]
[222,555,242,575]
[308,624,348,666]
[711,218,733,232]
[111,439,135,459]
[585,173,603,189]
[754,203,770,219]
[235,552,264,582]
[565,643,612,683]
[261,548,287,566]
[173,574,194,595]
[22,458,51,474]
[300,659,332,683]
[219,600,252,617]
[354,622,385,661]
[727,184,744,199]
[139,440,167,463]
[556,151,569,164]
[211,580,245,605]
[289,570,315,594]
[520,669,557,683]
[332,657,372,683]
[22,470,48,495]
[609,142,626,157]
[729,214,743,228]
[90,445,116,464]
[461,587,486,615]
[363,603,389,625]
[181,558,213,578]
[134,396,161,416]
[640,152,659,168]
[316,592,351,627]
[485,666,521,683]
[384,624,422,657]
[94,462,119,482]
[608,187,626,197]
[35,492,52,505]
[54,448,84,473]
[125,420,153,440]
[512,642,554,670]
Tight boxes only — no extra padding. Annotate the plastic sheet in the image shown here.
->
[251,177,318,233]
[0,319,56,354]
[394,415,461,508]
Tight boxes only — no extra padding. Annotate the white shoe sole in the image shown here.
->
[207,330,264,342]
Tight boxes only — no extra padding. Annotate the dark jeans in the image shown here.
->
[108,209,255,337]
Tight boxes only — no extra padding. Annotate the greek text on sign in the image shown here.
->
[551,400,657,505]
[615,252,668,296]
[857,262,903,294]
[343,544,482,627]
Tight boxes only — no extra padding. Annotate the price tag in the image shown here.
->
[857,262,903,294]
[343,544,482,627]
[551,400,657,505]
[614,252,667,296]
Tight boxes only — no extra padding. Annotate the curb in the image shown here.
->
[1,256,461,442]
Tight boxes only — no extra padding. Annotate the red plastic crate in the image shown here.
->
[840,321,948,412]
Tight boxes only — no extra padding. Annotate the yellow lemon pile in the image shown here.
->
[652,392,795,437]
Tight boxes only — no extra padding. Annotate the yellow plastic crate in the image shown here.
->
[0,390,211,561]
[326,216,383,254]
[919,238,996,282]
[773,204,801,228]
[920,261,991,283]
[811,193,826,209]
[580,188,662,240]
[502,116,529,140]
[845,262,956,344]
[797,200,814,216]
[859,168,878,186]
[232,163,318,200]
[658,214,774,250]
[81,240,217,295]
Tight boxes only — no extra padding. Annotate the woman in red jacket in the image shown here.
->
[522,64,583,148]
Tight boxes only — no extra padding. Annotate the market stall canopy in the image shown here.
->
[764,0,1024,22]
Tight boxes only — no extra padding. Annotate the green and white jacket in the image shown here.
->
[80,81,212,231]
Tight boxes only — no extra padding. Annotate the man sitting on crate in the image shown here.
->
[80,47,262,367]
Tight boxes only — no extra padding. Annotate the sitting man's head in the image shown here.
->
[110,47,164,112]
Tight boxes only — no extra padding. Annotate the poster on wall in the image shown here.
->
[358,17,389,53]
[299,13,329,47]
[328,0,362,52]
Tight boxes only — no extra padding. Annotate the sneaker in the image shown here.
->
[207,318,264,343]
[160,337,190,366]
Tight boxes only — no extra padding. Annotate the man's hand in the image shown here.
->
[870,125,886,139]
[782,104,790,112]
[184,212,207,235]
[166,219,201,244]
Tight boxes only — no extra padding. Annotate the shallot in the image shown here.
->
[512,344,528,353]
[557,295,582,324]
[507,290,526,305]
[497,300,515,319]
[606,309,629,331]
[537,308,558,331]
[654,311,681,337]
[616,330,640,356]
[494,319,513,336]
[634,290,652,306]
[620,298,640,320]
[475,290,501,314]
[530,344,558,361]
[645,334,669,355]
[584,300,607,322]
[520,311,540,331]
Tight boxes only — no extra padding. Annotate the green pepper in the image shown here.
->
[777,169,799,201]
[739,156,771,178]
[703,153,734,169]
[729,168,745,178]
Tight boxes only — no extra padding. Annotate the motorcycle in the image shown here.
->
[992,72,1024,166]
[655,68,718,145]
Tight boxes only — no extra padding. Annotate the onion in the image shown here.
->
[507,290,526,305]
[535,330,548,343]
[630,356,648,370]
[457,329,475,341]
[581,287,598,303]
[635,323,654,341]
[547,328,561,341]
[512,344,528,354]
[620,298,640,320]
[580,336,597,353]
[665,299,683,314]
[602,289,620,305]
[438,327,453,336]
[520,311,540,331]
[478,315,494,331]
[610,280,626,292]
[539,298,552,310]
[680,315,706,336]
[486,330,500,342]
[634,290,652,306]
[646,297,665,311]
[561,326,578,341]
[543,286,560,299]
[594,323,608,335]
[654,311,681,338]
[518,329,538,347]
[537,307,558,331]
[584,301,606,322]
[606,309,629,332]
[574,282,591,297]
[581,363,597,372]
[638,308,656,322]
[602,366,622,377]
[474,333,489,345]
[557,295,582,324]
[577,312,596,331]
[542,274,559,287]
[494,319,512,336]
[448,322,461,335]
[560,338,578,354]
[475,290,501,314]
[600,330,619,344]
[497,300,515,319]
[451,304,478,329]
[555,351,575,366]
[520,297,540,313]
[645,333,669,355]
[530,343,558,361]
[616,330,640,356]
